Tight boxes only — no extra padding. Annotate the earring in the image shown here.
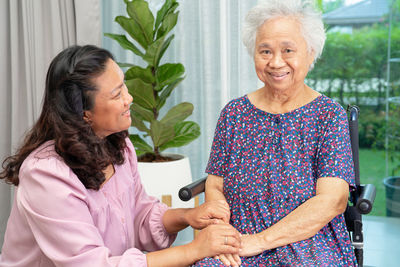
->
[83,112,92,125]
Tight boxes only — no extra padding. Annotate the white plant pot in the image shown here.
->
[137,154,194,209]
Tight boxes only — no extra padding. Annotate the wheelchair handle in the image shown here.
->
[356,184,376,214]
[348,105,360,186]
[179,177,207,201]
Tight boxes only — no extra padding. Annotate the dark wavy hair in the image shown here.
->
[0,45,128,190]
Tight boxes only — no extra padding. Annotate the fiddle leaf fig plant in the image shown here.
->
[105,0,200,161]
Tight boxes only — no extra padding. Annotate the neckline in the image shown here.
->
[243,94,323,116]
[100,164,117,191]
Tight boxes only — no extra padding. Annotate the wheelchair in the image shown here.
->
[178,105,376,267]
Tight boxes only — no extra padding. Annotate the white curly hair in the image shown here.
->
[241,0,326,69]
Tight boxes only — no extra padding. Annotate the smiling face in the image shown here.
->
[254,16,314,93]
[84,59,133,138]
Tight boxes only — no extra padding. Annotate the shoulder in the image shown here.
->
[224,95,247,110]
[19,141,87,197]
[20,141,67,178]
[312,95,347,120]
[219,95,250,118]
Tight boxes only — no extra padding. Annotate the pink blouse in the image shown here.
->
[0,139,176,267]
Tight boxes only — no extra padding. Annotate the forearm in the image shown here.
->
[239,177,349,257]
[205,174,226,201]
[146,243,200,267]
[162,208,190,234]
[163,197,232,233]
[258,192,346,251]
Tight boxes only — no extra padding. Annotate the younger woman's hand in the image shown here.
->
[185,200,230,229]
[214,253,242,267]
[189,223,242,261]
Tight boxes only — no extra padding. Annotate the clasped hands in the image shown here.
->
[187,200,264,267]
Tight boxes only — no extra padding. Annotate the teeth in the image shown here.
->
[271,72,288,77]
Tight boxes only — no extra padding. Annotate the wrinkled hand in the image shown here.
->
[190,223,242,261]
[214,253,241,267]
[239,233,265,257]
[186,200,230,229]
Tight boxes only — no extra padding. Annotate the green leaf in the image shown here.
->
[143,36,163,66]
[125,78,155,109]
[129,134,153,154]
[160,102,193,126]
[143,34,174,67]
[159,121,200,151]
[157,12,178,40]
[114,16,148,49]
[127,0,154,47]
[156,63,185,91]
[155,0,178,31]
[104,33,144,58]
[130,113,150,133]
[150,120,175,147]
[131,102,154,122]
[125,66,155,84]
[155,34,174,66]
[157,76,184,109]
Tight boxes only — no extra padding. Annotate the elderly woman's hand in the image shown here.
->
[185,200,230,229]
[238,233,265,257]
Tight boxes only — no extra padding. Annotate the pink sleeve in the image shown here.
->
[125,140,177,251]
[17,155,148,267]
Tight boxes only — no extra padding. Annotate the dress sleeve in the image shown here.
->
[316,105,356,190]
[17,155,149,267]
[125,140,177,252]
[205,105,230,177]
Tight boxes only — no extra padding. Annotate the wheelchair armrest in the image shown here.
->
[178,180,376,214]
[355,184,376,214]
[179,177,207,201]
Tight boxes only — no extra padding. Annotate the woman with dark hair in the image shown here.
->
[0,45,241,267]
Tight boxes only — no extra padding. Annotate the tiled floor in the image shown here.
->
[363,215,400,267]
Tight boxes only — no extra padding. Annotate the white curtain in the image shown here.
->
[0,0,101,250]
[102,0,261,181]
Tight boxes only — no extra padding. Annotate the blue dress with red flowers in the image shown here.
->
[194,94,357,266]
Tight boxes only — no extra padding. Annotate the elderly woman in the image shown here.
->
[0,45,241,267]
[196,0,357,266]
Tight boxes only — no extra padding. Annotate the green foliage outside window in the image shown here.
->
[307,16,400,175]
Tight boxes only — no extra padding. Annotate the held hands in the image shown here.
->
[185,200,242,266]
[190,224,242,262]
[184,200,265,266]
[214,253,242,267]
[185,200,230,229]
[215,233,265,266]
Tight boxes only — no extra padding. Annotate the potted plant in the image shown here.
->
[105,0,199,209]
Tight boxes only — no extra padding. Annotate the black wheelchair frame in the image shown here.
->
[178,106,376,267]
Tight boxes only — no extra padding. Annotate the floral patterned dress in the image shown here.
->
[194,94,357,266]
